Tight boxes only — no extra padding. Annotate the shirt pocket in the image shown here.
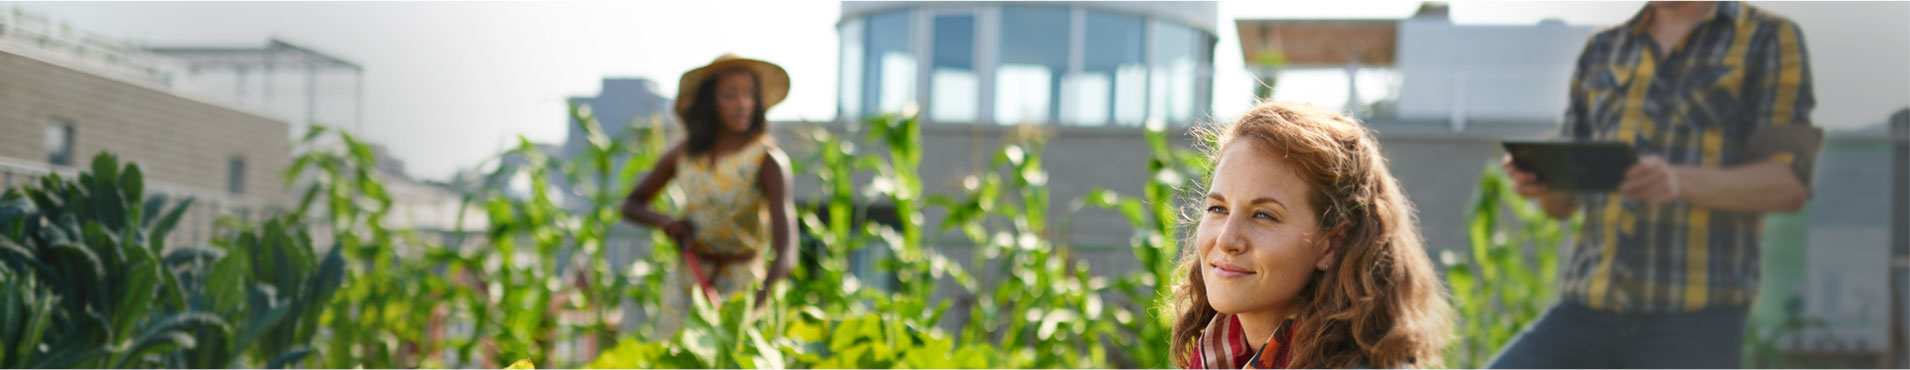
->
[1677,62,1746,132]
[1578,65,1629,133]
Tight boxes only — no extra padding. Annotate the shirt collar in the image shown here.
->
[1626,1,1741,36]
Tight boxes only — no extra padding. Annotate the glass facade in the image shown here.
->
[1148,20,1210,125]
[930,13,978,123]
[1069,11,1146,126]
[840,4,1216,127]
[863,10,916,118]
[837,18,863,119]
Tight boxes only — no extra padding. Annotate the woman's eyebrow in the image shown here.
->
[1205,193,1287,211]
[1248,196,1288,212]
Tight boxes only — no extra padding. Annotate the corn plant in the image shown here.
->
[1442,164,1578,368]
[931,131,1119,368]
[289,126,459,368]
[1075,122,1211,368]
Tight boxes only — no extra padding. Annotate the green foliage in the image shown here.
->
[0,118,1615,369]
[289,125,450,368]
[0,152,341,368]
[1075,123,1211,368]
[1442,164,1578,368]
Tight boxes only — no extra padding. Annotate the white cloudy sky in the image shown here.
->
[7,1,1905,180]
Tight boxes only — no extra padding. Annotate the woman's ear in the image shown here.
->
[1313,226,1345,271]
[1314,244,1337,271]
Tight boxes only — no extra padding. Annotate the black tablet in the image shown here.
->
[1501,141,1638,193]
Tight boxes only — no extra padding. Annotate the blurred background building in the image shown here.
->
[5,0,1902,366]
[0,6,475,249]
[0,6,293,247]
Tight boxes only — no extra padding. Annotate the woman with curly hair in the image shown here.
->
[1173,102,1452,369]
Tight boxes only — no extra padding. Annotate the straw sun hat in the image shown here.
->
[673,53,791,119]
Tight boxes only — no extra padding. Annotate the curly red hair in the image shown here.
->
[1171,102,1452,368]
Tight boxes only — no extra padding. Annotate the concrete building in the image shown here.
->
[1393,6,1596,126]
[822,1,1222,280]
[838,1,1218,127]
[560,78,672,209]
[0,7,293,246]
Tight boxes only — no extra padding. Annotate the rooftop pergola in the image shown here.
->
[146,38,365,132]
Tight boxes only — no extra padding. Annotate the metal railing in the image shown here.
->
[0,5,186,87]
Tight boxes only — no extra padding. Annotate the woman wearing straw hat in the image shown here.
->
[620,54,796,335]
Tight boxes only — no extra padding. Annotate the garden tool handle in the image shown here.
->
[676,240,720,305]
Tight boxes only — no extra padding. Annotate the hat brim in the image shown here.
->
[674,57,790,120]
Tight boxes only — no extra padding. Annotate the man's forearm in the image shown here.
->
[1673,160,1809,213]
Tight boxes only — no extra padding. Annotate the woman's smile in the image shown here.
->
[1208,259,1257,279]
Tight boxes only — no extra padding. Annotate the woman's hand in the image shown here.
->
[663,219,696,246]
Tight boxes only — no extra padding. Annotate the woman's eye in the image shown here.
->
[1205,206,1226,214]
[1253,211,1276,221]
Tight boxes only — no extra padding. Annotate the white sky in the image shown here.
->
[7,1,1906,180]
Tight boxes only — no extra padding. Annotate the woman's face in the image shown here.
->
[1197,141,1336,316]
[714,71,757,134]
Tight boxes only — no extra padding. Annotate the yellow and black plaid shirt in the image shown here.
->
[1557,2,1816,313]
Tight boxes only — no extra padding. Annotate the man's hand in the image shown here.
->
[1503,154,1581,219]
[1503,154,1551,199]
[1619,155,1680,204]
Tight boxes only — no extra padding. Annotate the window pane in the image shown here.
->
[932,70,978,122]
[1113,65,1147,126]
[839,19,864,120]
[1083,11,1144,71]
[930,14,977,123]
[995,6,1068,125]
[228,157,247,195]
[863,10,915,117]
[1072,10,1146,126]
[1061,73,1109,125]
[932,15,973,69]
[995,65,1052,125]
[44,120,73,166]
[879,53,917,114]
[1148,21,1202,125]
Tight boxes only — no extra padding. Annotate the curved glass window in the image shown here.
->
[840,5,1214,126]
[864,10,916,117]
[929,13,978,123]
[994,6,1068,125]
[837,18,864,120]
[1148,20,1209,125]
[1065,10,1146,126]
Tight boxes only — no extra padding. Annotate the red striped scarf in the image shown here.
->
[1191,314,1294,369]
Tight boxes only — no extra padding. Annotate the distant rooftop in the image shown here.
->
[0,5,187,86]
[147,38,363,72]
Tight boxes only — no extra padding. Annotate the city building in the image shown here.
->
[0,6,293,247]
[838,1,1218,127]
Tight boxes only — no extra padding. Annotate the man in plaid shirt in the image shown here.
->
[1492,2,1823,368]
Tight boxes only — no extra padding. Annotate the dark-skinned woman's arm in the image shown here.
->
[753,148,797,307]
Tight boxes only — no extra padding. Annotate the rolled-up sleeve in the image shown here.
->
[1745,20,1821,186]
